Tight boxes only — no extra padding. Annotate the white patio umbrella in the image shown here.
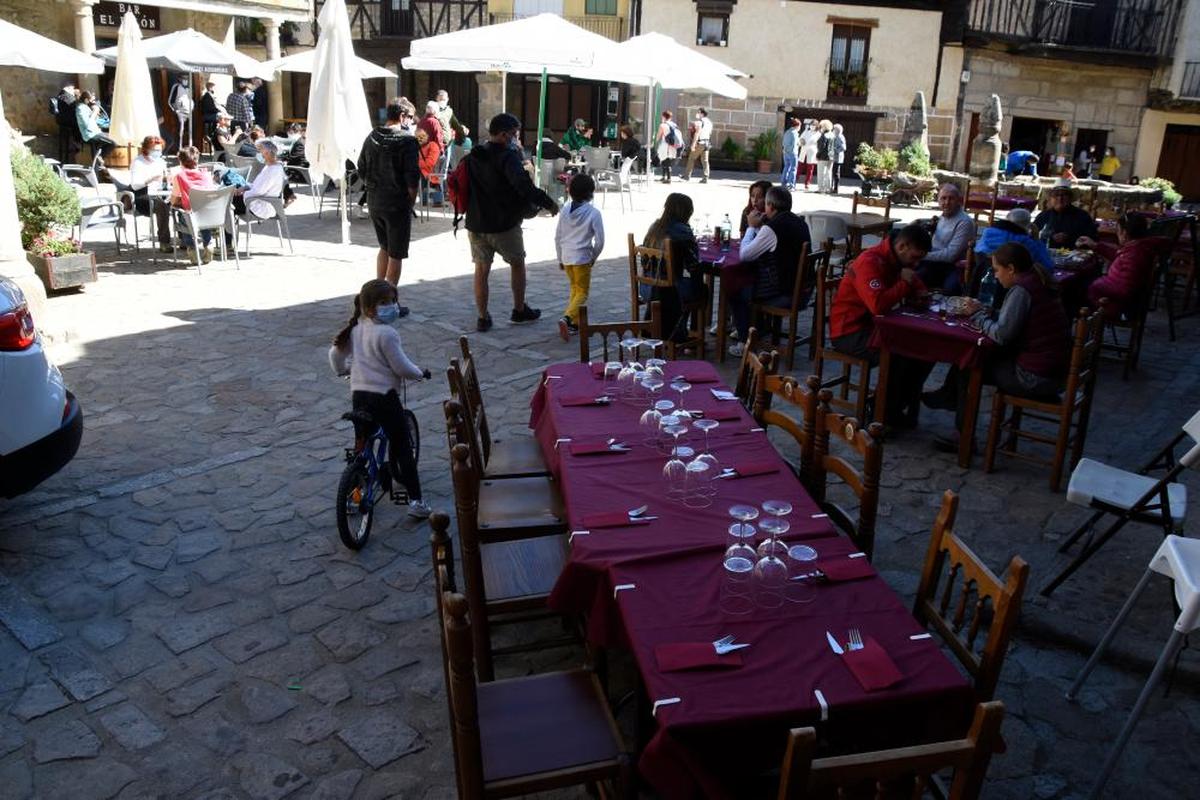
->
[94,28,272,79]
[263,49,396,81]
[0,19,105,74]
[306,0,374,244]
[108,12,160,151]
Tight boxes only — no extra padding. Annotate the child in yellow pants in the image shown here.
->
[555,173,605,341]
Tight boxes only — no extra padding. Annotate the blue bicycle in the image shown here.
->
[335,385,420,550]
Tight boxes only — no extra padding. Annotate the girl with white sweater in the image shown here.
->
[329,279,432,518]
[555,174,605,341]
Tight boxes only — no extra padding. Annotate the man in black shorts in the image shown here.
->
[357,97,421,315]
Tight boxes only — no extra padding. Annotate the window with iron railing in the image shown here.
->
[586,0,617,15]
[827,23,870,104]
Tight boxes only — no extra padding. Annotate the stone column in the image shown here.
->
[72,0,100,95]
[476,73,503,131]
[263,18,284,132]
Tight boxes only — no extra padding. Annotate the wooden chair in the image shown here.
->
[852,191,891,218]
[578,300,663,363]
[753,374,821,490]
[961,241,980,297]
[731,329,776,410]
[449,336,549,479]
[810,393,885,561]
[984,308,1104,492]
[966,182,997,226]
[914,491,1030,703]
[436,582,631,798]
[445,438,572,682]
[812,259,874,422]
[627,232,708,360]
[751,245,829,371]
[777,701,1005,800]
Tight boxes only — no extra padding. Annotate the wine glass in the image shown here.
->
[663,450,687,499]
[720,551,755,616]
[603,361,623,393]
[693,418,720,470]
[638,376,666,445]
[683,458,712,508]
[670,379,692,415]
[666,420,692,459]
[727,504,759,555]
[644,342,665,365]
[757,516,790,559]
[785,543,819,604]
[753,547,787,609]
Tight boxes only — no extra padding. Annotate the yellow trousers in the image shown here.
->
[563,263,592,323]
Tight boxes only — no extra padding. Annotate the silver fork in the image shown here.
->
[848,628,864,651]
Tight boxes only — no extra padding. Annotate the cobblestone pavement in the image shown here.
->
[1,175,1197,799]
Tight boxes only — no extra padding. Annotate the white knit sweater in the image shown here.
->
[328,318,423,395]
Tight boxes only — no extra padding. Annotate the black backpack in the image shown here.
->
[665,123,680,147]
[816,133,831,161]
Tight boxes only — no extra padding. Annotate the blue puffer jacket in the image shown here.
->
[975,222,1054,270]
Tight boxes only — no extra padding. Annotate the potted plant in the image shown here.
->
[751,129,779,174]
[12,147,95,291]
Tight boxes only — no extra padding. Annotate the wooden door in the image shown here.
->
[789,107,880,178]
[1156,124,1200,201]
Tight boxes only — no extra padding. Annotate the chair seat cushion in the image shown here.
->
[478,669,621,784]
[480,534,566,605]
[484,437,549,478]
[1067,458,1187,524]
[478,476,565,537]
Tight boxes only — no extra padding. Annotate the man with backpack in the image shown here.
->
[357,97,421,310]
[458,112,558,332]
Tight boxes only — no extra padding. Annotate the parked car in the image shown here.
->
[0,276,82,498]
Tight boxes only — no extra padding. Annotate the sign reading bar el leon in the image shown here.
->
[94,2,161,31]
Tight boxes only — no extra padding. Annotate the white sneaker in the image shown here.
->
[728,342,746,357]
[407,499,433,519]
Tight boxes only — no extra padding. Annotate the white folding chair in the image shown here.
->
[595,157,635,212]
[1066,534,1200,799]
[1041,408,1198,595]
[174,185,239,274]
[805,213,850,269]
[235,193,293,257]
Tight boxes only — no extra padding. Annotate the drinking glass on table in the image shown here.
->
[720,551,755,616]
[644,342,665,364]
[785,542,819,604]
[727,505,759,556]
[603,361,622,393]
[758,499,792,559]
[662,442,688,499]
[670,379,692,416]
[693,418,720,470]
[683,458,712,508]
[639,378,668,444]
[753,546,787,609]
[665,418,692,459]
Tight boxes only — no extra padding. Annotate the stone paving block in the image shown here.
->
[307,769,363,800]
[0,631,31,693]
[165,672,233,717]
[315,618,386,662]
[213,622,290,664]
[183,709,247,758]
[157,610,237,654]
[80,619,131,652]
[0,578,64,650]
[289,535,336,562]
[380,561,431,593]
[99,703,166,751]
[142,651,218,694]
[83,559,138,589]
[131,546,173,571]
[243,640,327,685]
[10,681,71,722]
[146,572,191,599]
[0,719,25,758]
[239,682,298,724]
[274,560,324,586]
[235,752,308,800]
[34,759,136,799]
[366,593,435,625]
[301,664,352,705]
[190,555,243,584]
[323,582,387,611]
[84,690,128,713]
[271,575,335,613]
[41,584,107,623]
[175,532,223,564]
[287,604,342,634]
[284,708,339,745]
[33,719,101,763]
[105,635,172,680]
[0,752,33,798]
[40,644,113,701]
[181,587,237,614]
[323,563,367,590]
[349,643,419,682]
[336,712,423,769]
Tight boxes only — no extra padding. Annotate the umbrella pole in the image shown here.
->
[645,82,654,179]
[535,68,547,189]
[501,71,507,113]
[339,173,349,245]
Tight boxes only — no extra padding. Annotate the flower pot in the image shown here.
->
[26,251,97,291]
[755,159,771,174]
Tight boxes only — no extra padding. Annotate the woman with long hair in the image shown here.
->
[642,193,703,340]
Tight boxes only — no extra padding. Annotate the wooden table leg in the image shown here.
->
[958,364,984,468]
[716,279,730,364]
[873,346,891,425]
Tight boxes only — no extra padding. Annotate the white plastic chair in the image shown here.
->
[420,151,451,221]
[1041,408,1198,595]
[806,213,850,267]
[595,157,635,212]
[1066,534,1200,798]
[175,185,238,273]
[235,193,293,257]
[582,147,610,177]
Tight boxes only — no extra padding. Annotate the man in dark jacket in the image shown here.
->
[199,81,221,150]
[357,97,421,311]
[54,85,81,163]
[465,112,558,332]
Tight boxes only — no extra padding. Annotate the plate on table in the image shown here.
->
[944,296,974,317]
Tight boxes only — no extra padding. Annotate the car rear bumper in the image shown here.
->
[0,392,83,498]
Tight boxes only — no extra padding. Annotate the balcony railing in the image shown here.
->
[1181,62,1200,99]
[489,13,627,42]
[826,71,868,105]
[966,0,1183,60]
[335,0,486,39]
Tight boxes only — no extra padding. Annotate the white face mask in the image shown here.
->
[150,148,163,160]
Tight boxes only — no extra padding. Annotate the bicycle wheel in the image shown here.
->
[403,409,420,463]
[336,460,375,550]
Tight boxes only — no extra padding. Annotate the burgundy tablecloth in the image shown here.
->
[698,239,754,293]
[869,309,993,370]
[528,360,973,799]
[967,193,1037,211]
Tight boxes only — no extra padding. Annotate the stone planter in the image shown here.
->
[755,159,771,174]
[26,251,97,291]
[709,157,755,173]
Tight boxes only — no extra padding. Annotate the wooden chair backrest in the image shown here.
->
[812,393,885,560]
[443,399,484,484]
[429,511,462,790]
[446,438,496,686]
[628,232,676,317]
[777,701,1005,800]
[578,300,663,363]
[813,257,840,351]
[913,491,1030,701]
[754,374,822,489]
[441,587,486,799]
[454,336,493,464]
[963,240,977,293]
[732,329,775,408]
[852,191,891,219]
[1058,308,1104,415]
[783,245,829,317]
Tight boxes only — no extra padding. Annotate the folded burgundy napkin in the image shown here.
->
[841,637,902,691]
[655,642,744,672]
[568,442,626,456]
[666,365,719,384]
[818,558,876,582]
[701,407,746,422]
[728,461,779,478]
[559,394,610,407]
[580,511,644,529]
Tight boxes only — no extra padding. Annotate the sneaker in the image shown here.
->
[700,177,708,184]
[407,499,433,519]
[476,313,493,332]
[728,342,746,358]
[511,305,542,324]
[558,316,571,341]
[681,175,690,182]
[158,243,173,254]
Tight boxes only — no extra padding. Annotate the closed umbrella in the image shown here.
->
[263,49,396,81]
[306,0,374,244]
[108,12,160,152]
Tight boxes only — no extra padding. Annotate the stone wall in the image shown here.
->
[873,108,956,168]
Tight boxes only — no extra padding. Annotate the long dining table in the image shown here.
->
[528,359,973,799]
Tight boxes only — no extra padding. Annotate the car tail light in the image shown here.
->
[0,303,35,351]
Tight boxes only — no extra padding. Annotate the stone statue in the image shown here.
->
[899,91,929,162]
[969,94,1003,186]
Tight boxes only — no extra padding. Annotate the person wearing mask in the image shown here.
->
[168,145,219,262]
[463,113,558,331]
[923,242,1069,453]
[418,100,445,148]
[830,224,932,426]
[655,111,681,183]
[681,108,713,183]
[231,140,286,223]
[169,75,194,150]
[830,122,847,194]
[1075,145,1092,178]
[815,119,835,193]
[199,81,221,149]
[1097,147,1121,182]
[555,173,605,340]
[560,118,591,152]
[53,84,81,163]
[729,186,812,355]
[780,117,801,191]
[917,183,974,292]
[226,82,255,135]
[1076,213,1160,319]
[127,135,173,252]
[642,193,704,342]
[1034,185,1099,249]
[75,91,115,159]
[799,120,821,190]
[358,98,421,299]
[434,89,464,148]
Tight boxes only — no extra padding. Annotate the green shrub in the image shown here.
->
[898,141,933,176]
[11,146,79,251]
[856,142,898,173]
[720,135,745,160]
[1138,176,1182,208]
[751,128,779,161]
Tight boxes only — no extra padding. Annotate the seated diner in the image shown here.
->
[1034,184,1098,249]
[641,192,704,343]
[1075,213,1160,319]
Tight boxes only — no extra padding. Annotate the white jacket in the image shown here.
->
[554,199,605,266]
[328,318,423,395]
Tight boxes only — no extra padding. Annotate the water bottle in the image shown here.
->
[978,268,997,308]
[721,213,733,250]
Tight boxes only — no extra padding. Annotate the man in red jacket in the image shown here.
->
[830,224,932,425]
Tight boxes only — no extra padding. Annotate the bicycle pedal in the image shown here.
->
[390,490,410,505]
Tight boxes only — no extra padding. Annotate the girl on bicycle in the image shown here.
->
[330,279,432,518]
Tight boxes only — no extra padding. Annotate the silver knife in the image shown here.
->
[825,631,844,655]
